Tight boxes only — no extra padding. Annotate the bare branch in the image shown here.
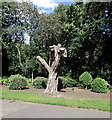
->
[36,56,50,72]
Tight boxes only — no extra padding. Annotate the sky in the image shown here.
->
[15,0,76,44]
[16,0,75,14]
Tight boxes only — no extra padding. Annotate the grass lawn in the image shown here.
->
[1,87,111,112]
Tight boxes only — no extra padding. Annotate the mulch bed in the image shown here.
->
[1,85,110,99]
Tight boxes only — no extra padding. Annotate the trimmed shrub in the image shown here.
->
[77,82,84,89]
[58,76,77,89]
[65,76,78,87]
[1,76,9,85]
[2,78,9,85]
[33,77,48,89]
[9,75,27,90]
[108,85,112,92]
[33,76,77,90]
[8,74,22,82]
[26,78,32,86]
[79,71,93,88]
[91,77,108,93]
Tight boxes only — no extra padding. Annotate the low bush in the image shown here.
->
[65,76,78,87]
[33,77,48,89]
[26,78,32,86]
[91,77,109,93]
[2,78,9,85]
[58,76,77,89]
[108,85,112,92]
[77,82,84,89]
[1,76,9,85]
[9,75,27,90]
[79,71,93,89]
[8,74,22,81]
[33,76,78,90]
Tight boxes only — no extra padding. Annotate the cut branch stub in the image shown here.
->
[36,44,67,95]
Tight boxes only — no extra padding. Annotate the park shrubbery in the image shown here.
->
[0,76,9,85]
[79,71,93,89]
[33,77,48,89]
[9,75,27,90]
[33,76,77,90]
[26,78,32,86]
[1,73,111,93]
[91,77,109,93]
[58,76,77,89]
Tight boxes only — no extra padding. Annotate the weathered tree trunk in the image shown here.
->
[36,44,67,94]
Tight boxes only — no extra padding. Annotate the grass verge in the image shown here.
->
[1,87,111,112]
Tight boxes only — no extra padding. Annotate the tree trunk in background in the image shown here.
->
[36,44,67,94]
[15,44,26,75]
[32,71,34,85]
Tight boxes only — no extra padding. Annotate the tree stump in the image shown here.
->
[36,43,67,94]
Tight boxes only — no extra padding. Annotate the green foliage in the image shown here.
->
[72,87,74,91]
[77,83,84,89]
[79,72,93,88]
[108,85,112,92]
[33,77,48,89]
[26,78,32,86]
[58,76,77,89]
[65,76,78,87]
[9,75,27,90]
[91,78,109,93]
[0,76,9,85]
[2,2,112,85]
[8,74,21,81]
[2,78,9,85]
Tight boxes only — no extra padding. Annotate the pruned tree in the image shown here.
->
[36,43,67,94]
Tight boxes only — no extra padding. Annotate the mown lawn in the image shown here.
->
[0,87,111,112]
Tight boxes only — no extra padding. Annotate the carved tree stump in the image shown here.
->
[36,44,67,94]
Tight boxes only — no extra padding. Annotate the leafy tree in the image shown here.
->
[54,2,112,84]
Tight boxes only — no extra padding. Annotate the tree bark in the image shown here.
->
[36,44,67,94]
[15,44,26,75]
[32,71,34,85]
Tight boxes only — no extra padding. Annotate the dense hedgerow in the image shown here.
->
[79,71,93,88]
[91,77,109,93]
[9,75,27,90]
[33,77,48,89]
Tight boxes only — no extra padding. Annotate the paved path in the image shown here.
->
[1,99,110,118]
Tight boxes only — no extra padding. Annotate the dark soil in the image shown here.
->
[1,85,110,99]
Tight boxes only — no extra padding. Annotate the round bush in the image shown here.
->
[9,76,27,90]
[91,77,108,93]
[58,76,76,89]
[79,71,93,88]
[33,77,48,89]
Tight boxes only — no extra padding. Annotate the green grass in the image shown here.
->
[0,87,111,112]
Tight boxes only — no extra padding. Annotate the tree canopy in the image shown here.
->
[1,2,112,84]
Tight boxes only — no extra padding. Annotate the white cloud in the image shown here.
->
[38,9,46,14]
[32,0,58,10]
[16,0,58,10]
